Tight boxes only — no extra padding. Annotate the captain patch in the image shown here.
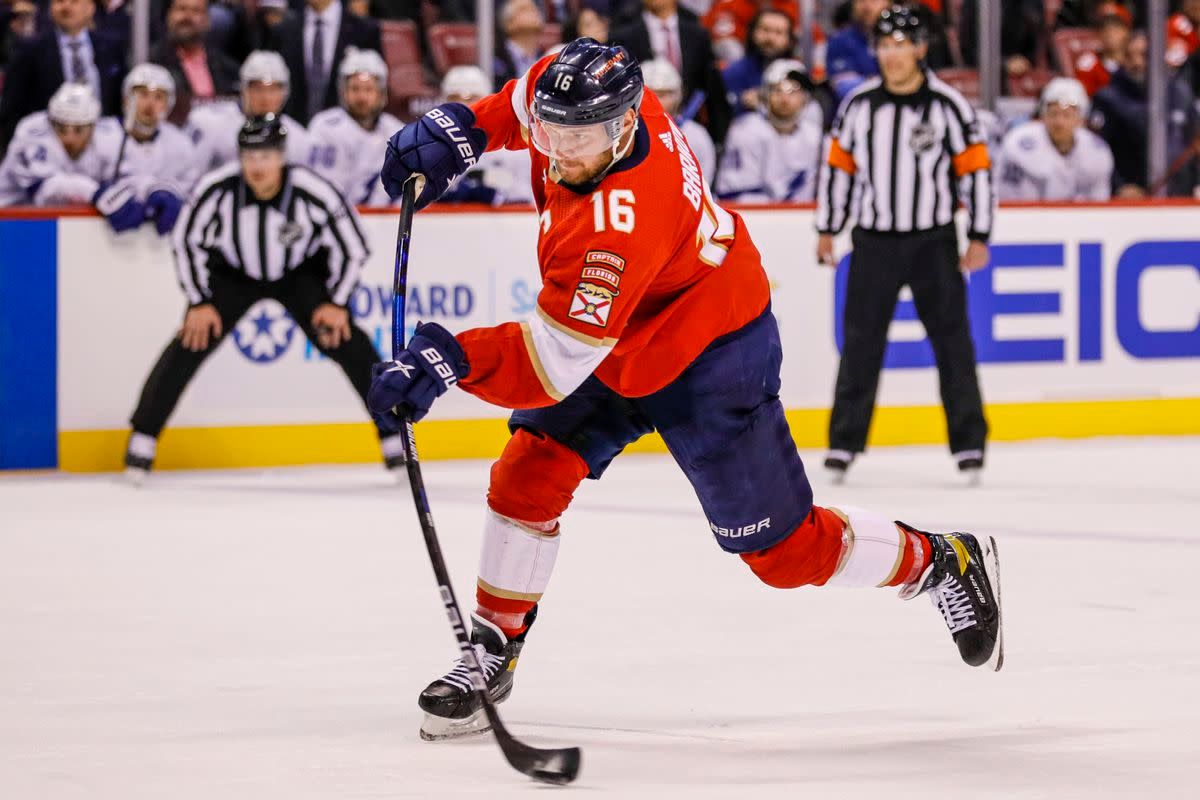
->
[585,250,626,271]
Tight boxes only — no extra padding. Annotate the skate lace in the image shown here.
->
[930,575,976,634]
[441,643,506,693]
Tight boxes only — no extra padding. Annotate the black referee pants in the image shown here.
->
[829,225,988,456]
[131,269,386,439]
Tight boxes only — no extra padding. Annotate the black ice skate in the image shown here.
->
[418,607,536,741]
[899,528,1004,671]
[954,450,984,487]
[824,450,855,484]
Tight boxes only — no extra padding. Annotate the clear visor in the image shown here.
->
[530,117,618,160]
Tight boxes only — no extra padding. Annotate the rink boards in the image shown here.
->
[0,202,1197,470]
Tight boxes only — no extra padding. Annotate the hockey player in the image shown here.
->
[716,58,823,203]
[92,63,203,236]
[368,38,1005,741]
[438,65,535,207]
[307,48,403,207]
[186,51,312,172]
[998,77,1113,202]
[639,58,716,184]
[0,84,114,207]
[124,115,405,481]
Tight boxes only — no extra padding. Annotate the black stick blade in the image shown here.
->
[508,744,582,786]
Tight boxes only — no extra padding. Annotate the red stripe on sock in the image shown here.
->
[885,530,932,587]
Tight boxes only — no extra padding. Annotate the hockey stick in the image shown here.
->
[390,175,582,786]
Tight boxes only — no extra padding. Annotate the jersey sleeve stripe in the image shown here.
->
[524,311,614,399]
[519,322,567,402]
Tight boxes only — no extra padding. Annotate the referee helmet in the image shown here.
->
[238,113,288,151]
[873,5,927,45]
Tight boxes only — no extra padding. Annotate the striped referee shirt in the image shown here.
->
[816,73,995,241]
[173,162,370,307]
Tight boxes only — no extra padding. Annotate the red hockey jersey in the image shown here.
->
[455,55,771,409]
[1167,13,1200,67]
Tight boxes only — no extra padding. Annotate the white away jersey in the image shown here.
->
[998,121,1114,202]
[102,118,204,198]
[716,112,822,203]
[307,107,404,206]
[0,112,117,206]
[186,101,312,172]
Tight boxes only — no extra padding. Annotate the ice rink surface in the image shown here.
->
[2,437,1199,799]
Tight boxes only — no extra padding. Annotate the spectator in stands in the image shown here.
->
[1167,0,1200,67]
[1091,29,1149,195]
[563,3,610,44]
[0,83,113,206]
[248,0,292,52]
[495,0,548,88]
[1074,6,1132,96]
[703,0,797,64]
[150,0,241,125]
[825,0,887,99]
[437,65,534,206]
[642,57,715,180]
[998,77,1114,201]
[959,0,1044,92]
[269,0,383,124]
[1165,45,1200,196]
[610,0,732,144]
[722,8,795,116]
[716,58,822,203]
[0,0,127,151]
[1,0,38,67]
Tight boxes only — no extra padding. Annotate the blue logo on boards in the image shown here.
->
[834,239,1200,367]
[231,301,297,363]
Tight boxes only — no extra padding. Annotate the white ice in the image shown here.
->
[2,438,1199,799]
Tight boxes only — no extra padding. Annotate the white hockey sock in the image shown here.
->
[476,510,561,628]
[824,506,906,588]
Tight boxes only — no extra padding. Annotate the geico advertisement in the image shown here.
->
[57,206,1199,432]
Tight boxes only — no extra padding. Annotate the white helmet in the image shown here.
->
[123,62,177,117]
[339,47,388,105]
[640,58,682,95]
[1040,76,1089,115]
[440,65,491,101]
[240,50,291,100]
[48,83,101,127]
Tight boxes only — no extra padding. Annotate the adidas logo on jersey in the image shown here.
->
[658,132,675,152]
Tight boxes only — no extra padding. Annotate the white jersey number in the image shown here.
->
[591,189,635,234]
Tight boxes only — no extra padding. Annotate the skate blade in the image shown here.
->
[419,709,492,742]
[983,536,1004,672]
[963,467,982,487]
[829,469,847,486]
[124,467,147,487]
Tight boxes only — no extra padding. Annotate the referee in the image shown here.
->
[124,114,403,480]
[815,4,993,483]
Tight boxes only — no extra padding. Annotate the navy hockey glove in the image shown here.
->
[367,322,469,431]
[145,189,183,236]
[380,104,488,209]
[94,180,146,233]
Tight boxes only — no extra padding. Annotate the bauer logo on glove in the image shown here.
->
[367,322,470,429]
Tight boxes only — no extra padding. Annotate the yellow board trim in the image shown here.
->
[54,396,1200,473]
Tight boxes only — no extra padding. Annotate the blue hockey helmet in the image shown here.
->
[531,38,643,161]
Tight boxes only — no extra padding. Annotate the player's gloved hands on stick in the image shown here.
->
[94,180,147,234]
[180,304,222,352]
[146,189,184,236]
[380,103,488,209]
[367,323,469,431]
[312,303,351,350]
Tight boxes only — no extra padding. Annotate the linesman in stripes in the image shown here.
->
[815,4,993,484]
[124,114,404,481]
